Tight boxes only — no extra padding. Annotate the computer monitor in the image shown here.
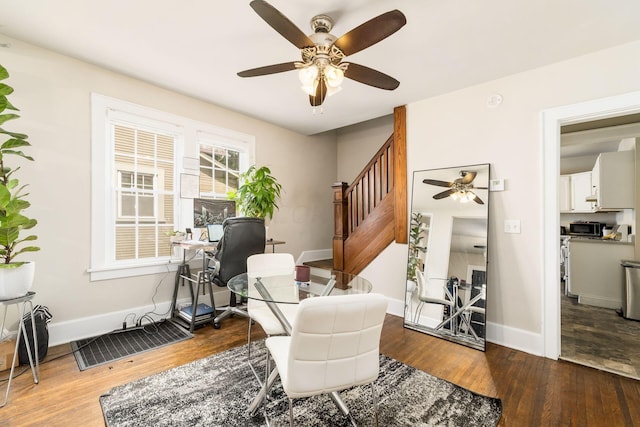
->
[206,223,224,243]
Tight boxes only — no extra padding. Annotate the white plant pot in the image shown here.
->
[0,261,35,300]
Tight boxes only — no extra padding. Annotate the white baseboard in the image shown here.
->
[48,289,544,358]
[577,294,622,310]
[385,296,543,357]
[48,289,230,347]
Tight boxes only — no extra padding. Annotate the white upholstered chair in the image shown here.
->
[265,293,388,426]
[413,269,454,329]
[246,253,298,382]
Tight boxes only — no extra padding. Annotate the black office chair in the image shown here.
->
[208,217,266,328]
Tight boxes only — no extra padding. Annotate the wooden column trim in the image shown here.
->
[332,182,348,271]
[394,105,408,244]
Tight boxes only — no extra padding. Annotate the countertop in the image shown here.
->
[561,235,633,245]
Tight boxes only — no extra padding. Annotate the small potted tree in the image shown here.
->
[0,64,40,299]
[228,165,283,221]
[407,212,426,282]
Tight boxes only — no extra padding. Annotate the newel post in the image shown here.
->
[332,182,348,271]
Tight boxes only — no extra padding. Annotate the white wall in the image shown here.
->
[0,34,337,342]
[336,114,393,183]
[357,40,640,355]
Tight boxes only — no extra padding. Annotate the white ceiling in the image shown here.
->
[1,0,640,135]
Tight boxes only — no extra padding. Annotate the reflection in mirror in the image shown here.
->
[404,164,490,351]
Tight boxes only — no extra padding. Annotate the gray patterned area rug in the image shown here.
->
[100,342,501,426]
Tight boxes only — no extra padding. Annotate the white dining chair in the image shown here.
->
[246,253,298,383]
[413,269,454,328]
[265,293,388,426]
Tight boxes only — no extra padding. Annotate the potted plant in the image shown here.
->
[407,212,426,282]
[0,64,40,299]
[228,165,283,221]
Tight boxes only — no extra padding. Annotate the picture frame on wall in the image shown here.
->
[193,198,236,227]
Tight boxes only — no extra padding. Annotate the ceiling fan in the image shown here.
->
[423,171,488,205]
[237,0,406,107]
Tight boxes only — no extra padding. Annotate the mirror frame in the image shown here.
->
[403,163,490,351]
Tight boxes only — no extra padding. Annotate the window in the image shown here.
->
[112,124,175,261]
[91,94,254,281]
[198,143,240,198]
[117,170,156,219]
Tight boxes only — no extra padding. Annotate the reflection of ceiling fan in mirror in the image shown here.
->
[422,171,488,205]
[237,0,406,107]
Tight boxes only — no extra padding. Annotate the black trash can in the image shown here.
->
[621,260,640,321]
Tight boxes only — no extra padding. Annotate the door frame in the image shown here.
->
[542,90,640,358]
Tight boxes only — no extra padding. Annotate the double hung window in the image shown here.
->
[91,94,254,280]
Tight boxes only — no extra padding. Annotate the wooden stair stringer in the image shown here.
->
[343,193,395,275]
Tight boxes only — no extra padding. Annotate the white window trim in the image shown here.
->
[90,93,255,281]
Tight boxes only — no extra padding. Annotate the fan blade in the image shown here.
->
[334,10,407,56]
[472,193,485,205]
[459,171,477,184]
[433,189,455,200]
[250,0,314,49]
[344,63,399,90]
[423,179,454,188]
[309,78,327,107]
[238,62,297,78]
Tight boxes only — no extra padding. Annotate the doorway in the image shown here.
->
[542,90,640,365]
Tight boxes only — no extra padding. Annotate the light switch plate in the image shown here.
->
[504,219,521,234]
[490,179,505,191]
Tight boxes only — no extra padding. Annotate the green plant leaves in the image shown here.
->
[0,63,39,263]
[229,165,282,220]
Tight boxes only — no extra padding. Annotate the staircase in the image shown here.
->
[331,106,408,275]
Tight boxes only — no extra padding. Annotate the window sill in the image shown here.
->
[88,260,180,281]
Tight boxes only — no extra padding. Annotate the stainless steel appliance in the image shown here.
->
[568,221,604,238]
[621,260,640,320]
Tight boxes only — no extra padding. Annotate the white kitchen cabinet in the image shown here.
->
[568,238,633,309]
[590,151,635,210]
[559,175,572,213]
[569,171,594,213]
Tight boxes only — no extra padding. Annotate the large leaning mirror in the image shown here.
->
[404,163,490,351]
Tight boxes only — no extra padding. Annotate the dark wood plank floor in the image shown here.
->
[1,314,639,426]
[561,290,640,379]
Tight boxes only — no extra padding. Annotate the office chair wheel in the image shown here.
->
[213,323,221,329]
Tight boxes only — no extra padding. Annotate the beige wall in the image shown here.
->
[344,40,640,353]
[336,114,393,184]
[1,34,336,331]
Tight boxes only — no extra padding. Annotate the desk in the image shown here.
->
[0,291,39,407]
[265,238,285,253]
[170,241,218,331]
[228,270,372,418]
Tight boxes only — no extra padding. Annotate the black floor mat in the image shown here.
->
[71,320,192,370]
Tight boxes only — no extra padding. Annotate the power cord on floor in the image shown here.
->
[122,264,173,329]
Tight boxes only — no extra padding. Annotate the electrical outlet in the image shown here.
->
[504,219,521,234]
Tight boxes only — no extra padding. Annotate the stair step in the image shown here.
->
[303,258,333,271]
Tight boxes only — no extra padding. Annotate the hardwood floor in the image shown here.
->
[1,314,639,426]
[561,291,640,379]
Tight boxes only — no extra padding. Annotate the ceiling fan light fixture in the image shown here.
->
[298,64,319,85]
[300,80,318,96]
[324,64,344,88]
[238,2,406,107]
[326,84,342,97]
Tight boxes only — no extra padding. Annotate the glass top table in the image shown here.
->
[227,269,372,304]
